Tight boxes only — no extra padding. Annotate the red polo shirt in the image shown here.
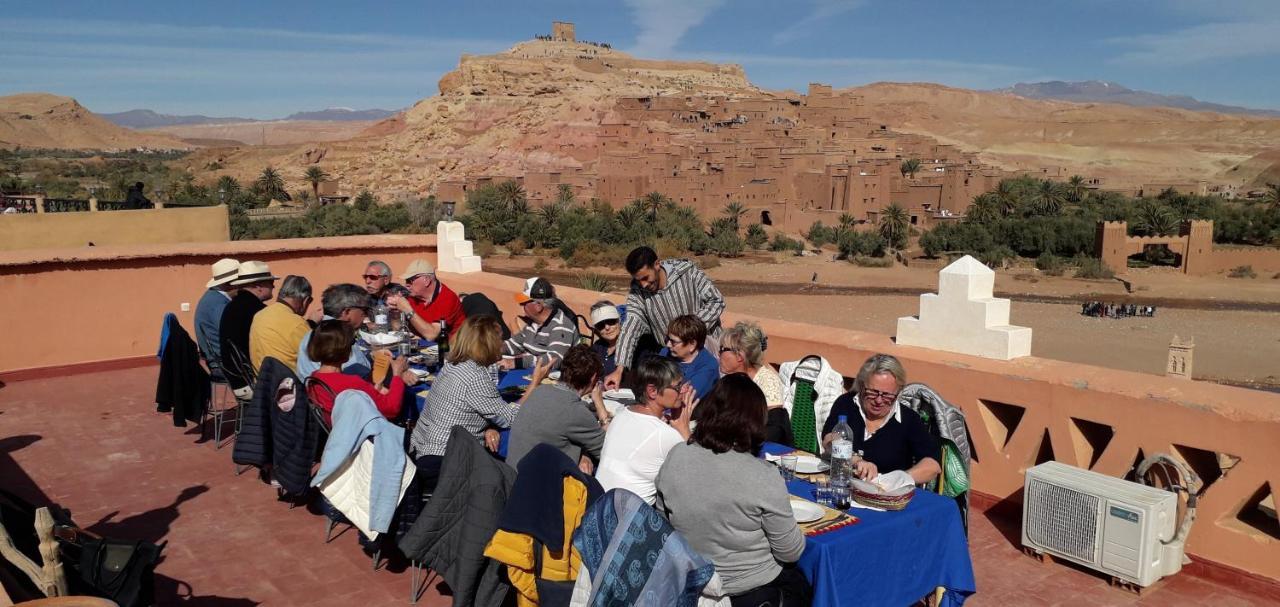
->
[408,280,465,339]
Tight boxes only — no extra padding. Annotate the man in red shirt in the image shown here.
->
[387,258,465,341]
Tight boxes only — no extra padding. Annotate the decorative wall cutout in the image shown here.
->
[978,399,1026,452]
[1068,417,1115,470]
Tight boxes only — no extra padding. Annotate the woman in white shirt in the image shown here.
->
[595,357,694,505]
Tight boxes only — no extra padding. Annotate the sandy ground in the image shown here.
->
[485,253,1280,386]
[147,120,375,145]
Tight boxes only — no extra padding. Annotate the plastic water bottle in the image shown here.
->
[829,415,855,489]
[373,304,390,333]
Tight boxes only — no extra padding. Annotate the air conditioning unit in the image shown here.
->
[1021,461,1183,587]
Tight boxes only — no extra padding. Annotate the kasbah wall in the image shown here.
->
[1096,219,1280,275]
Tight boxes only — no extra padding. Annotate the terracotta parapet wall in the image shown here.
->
[0,235,437,373]
[0,205,230,251]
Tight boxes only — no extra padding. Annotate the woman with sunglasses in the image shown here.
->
[588,300,622,377]
[820,354,940,485]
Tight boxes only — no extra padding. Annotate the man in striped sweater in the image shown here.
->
[499,277,580,370]
[604,246,726,389]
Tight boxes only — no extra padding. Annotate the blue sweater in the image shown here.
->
[194,288,230,371]
[661,347,720,401]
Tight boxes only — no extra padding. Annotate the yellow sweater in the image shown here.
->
[248,301,310,372]
[483,476,589,607]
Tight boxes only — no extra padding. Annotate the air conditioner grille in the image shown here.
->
[1026,478,1099,562]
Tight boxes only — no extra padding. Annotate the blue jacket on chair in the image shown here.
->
[312,390,408,534]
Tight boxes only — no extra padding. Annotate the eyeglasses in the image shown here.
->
[665,336,684,346]
[863,388,899,403]
[718,346,737,355]
[659,381,687,394]
[362,274,387,281]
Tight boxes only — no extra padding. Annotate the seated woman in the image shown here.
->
[656,374,811,606]
[588,300,621,377]
[408,315,544,492]
[821,353,940,485]
[505,344,607,471]
[595,357,693,506]
[660,315,719,401]
[718,321,792,446]
[306,319,406,424]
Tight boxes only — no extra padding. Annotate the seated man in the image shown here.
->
[658,314,719,401]
[821,353,940,486]
[388,258,465,341]
[297,283,374,380]
[195,257,239,380]
[219,261,277,398]
[499,277,579,371]
[361,259,401,306]
[505,344,608,471]
[249,275,314,372]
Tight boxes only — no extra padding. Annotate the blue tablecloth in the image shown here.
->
[408,367,531,459]
[761,442,976,607]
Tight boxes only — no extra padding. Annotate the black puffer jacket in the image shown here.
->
[231,357,318,495]
[398,426,515,607]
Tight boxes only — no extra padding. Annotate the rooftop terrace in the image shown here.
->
[2,233,1278,604]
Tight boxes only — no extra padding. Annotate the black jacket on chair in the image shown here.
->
[155,314,209,428]
[218,290,265,390]
[399,426,516,607]
[232,357,317,495]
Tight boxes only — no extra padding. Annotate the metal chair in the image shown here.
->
[222,342,258,475]
[202,371,238,449]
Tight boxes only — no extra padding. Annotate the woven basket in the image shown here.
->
[849,479,915,511]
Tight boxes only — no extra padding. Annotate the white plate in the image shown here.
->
[548,371,561,380]
[790,499,825,523]
[358,330,402,346]
[603,388,635,401]
[794,455,829,474]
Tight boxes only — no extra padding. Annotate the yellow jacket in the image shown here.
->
[483,476,589,607]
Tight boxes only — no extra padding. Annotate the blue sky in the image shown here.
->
[2,0,1277,117]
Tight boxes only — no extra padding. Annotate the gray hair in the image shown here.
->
[365,260,392,277]
[631,357,682,404]
[277,275,312,301]
[321,283,371,317]
[723,321,768,367]
[590,299,616,313]
[855,353,907,391]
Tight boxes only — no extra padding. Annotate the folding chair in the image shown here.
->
[202,372,238,449]
[222,343,258,475]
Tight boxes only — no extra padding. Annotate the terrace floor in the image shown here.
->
[0,365,1273,606]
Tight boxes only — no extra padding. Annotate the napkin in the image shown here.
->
[871,470,915,492]
[358,330,402,346]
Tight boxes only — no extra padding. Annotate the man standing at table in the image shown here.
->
[195,257,239,381]
[219,261,277,399]
[603,246,725,389]
[387,259,465,342]
[500,277,578,371]
[249,274,315,373]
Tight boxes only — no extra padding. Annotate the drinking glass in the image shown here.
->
[814,480,833,507]
[781,455,798,482]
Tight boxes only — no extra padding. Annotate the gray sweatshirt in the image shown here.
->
[505,383,605,468]
[655,442,806,595]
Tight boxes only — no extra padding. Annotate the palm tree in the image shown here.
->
[1066,175,1088,203]
[878,203,911,249]
[838,212,858,230]
[618,201,647,229]
[254,166,287,201]
[966,193,1002,224]
[994,179,1023,217]
[1030,180,1069,216]
[1262,183,1280,210]
[302,166,330,203]
[555,183,575,205]
[538,200,567,227]
[722,201,747,230]
[642,191,669,222]
[899,158,922,180]
[214,175,240,202]
[1133,201,1180,236]
[496,180,528,213]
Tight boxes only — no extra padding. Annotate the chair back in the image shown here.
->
[222,341,258,393]
[304,376,336,434]
[896,382,973,534]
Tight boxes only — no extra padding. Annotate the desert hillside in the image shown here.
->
[0,93,189,150]
[846,82,1280,188]
[147,120,378,146]
[181,39,759,198]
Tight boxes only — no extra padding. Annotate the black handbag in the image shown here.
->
[60,532,163,607]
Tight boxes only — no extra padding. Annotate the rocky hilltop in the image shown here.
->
[184,39,760,198]
[0,93,189,150]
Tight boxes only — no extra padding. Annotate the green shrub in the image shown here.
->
[769,233,805,253]
[745,223,768,249]
[533,256,549,273]
[708,228,744,257]
[474,239,496,258]
[849,255,893,268]
[1228,265,1257,279]
[696,255,722,269]
[578,272,615,292]
[1074,257,1115,279]
[978,245,1017,268]
[1035,253,1065,276]
[837,231,887,259]
[507,238,528,256]
[805,221,832,248]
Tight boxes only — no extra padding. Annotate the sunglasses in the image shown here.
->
[594,319,619,331]
[718,346,737,355]
[362,274,388,281]
[863,388,899,403]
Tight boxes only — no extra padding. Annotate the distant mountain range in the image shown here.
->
[995,81,1280,118]
[101,107,398,129]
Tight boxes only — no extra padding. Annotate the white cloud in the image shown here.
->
[773,0,866,45]
[622,0,727,57]
[0,18,509,116]
[1108,19,1280,66]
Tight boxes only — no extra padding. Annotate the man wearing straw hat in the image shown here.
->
[219,260,278,398]
[195,258,239,381]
